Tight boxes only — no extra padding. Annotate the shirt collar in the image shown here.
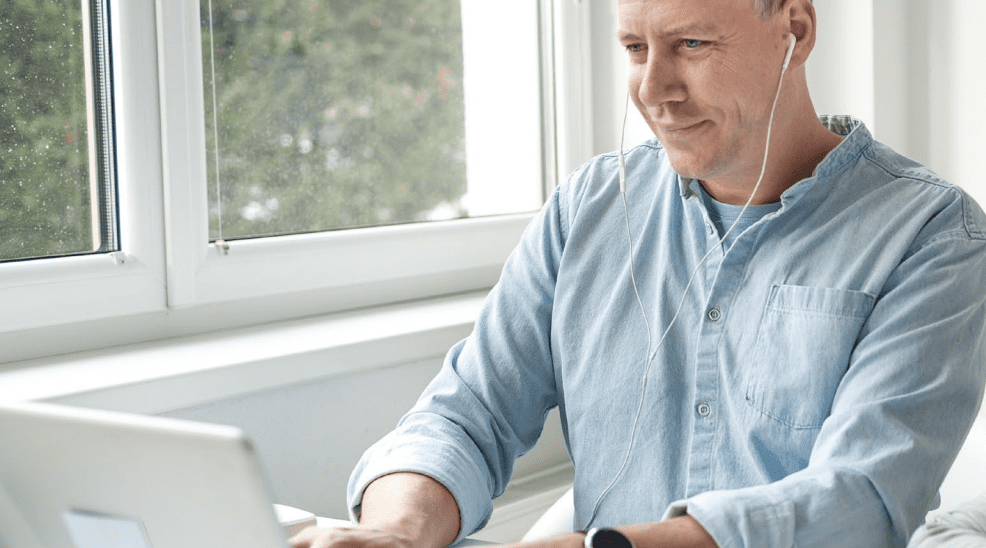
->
[810,114,869,179]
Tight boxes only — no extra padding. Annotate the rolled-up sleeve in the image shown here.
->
[347,181,578,543]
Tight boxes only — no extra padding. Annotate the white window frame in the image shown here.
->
[0,0,594,365]
[0,0,167,337]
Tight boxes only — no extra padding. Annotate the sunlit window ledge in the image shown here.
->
[0,292,486,414]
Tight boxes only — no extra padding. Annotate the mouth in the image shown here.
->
[656,120,712,145]
[661,120,709,135]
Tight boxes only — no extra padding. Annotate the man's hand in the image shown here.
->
[289,472,460,548]
[289,524,416,548]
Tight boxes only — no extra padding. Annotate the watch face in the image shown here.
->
[586,528,633,548]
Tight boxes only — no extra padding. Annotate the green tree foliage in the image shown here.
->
[0,0,92,262]
[203,0,468,240]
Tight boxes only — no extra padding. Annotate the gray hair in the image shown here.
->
[752,0,813,18]
[753,0,783,18]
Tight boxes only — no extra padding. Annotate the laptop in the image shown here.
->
[0,401,311,548]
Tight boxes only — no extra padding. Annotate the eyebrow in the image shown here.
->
[617,21,722,42]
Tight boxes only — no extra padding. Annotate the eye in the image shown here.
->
[682,39,706,49]
[625,43,645,54]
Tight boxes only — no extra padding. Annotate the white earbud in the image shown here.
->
[782,33,796,72]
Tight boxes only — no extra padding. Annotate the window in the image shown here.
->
[0,0,116,263]
[0,0,590,364]
[201,0,543,242]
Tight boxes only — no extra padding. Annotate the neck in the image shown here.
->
[701,77,843,205]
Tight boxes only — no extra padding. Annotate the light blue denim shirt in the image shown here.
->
[349,116,986,548]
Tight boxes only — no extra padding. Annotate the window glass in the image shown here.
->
[0,0,112,262]
[202,0,543,241]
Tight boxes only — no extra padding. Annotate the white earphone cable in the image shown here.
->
[581,34,795,529]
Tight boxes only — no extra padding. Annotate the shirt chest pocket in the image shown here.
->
[746,284,876,429]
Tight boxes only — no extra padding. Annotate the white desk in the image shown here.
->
[314,516,351,529]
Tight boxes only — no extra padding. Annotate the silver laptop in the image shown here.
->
[0,401,294,548]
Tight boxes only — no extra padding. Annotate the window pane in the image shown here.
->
[202,0,543,241]
[0,0,114,262]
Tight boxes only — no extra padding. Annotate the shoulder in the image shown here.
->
[556,139,673,212]
[549,140,677,239]
[859,141,986,242]
[805,117,986,243]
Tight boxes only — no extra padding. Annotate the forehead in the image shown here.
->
[617,0,760,37]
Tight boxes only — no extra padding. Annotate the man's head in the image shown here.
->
[618,0,818,202]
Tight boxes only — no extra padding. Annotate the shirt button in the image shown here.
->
[707,306,722,322]
[697,403,712,417]
[706,222,714,235]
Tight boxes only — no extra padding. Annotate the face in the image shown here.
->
[618,0,789,186]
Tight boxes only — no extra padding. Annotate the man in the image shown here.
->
[292,0,986,547]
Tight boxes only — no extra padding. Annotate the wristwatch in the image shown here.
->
[583,527,635,548]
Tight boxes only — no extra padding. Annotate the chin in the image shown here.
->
[663,152,713,182]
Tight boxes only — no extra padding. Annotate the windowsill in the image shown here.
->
[0,291,487,414]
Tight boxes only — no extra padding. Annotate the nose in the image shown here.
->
[633,51,687,117]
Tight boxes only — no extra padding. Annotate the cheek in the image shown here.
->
[693,58,770,122]
[696,57,744,99]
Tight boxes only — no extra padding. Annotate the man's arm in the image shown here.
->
[621,518,717,548]
[290,473,460,548]
[290,479,718,548]
[498,516,717,548]
[345,183,576,543]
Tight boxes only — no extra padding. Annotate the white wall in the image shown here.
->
[926,0,986,205]
[156,357,571,524]
[807,0,986,204]
[806,0,876,130]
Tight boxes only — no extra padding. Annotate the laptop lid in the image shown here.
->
[0,401,289,548]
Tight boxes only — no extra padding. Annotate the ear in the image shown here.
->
[781,0,817,70]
